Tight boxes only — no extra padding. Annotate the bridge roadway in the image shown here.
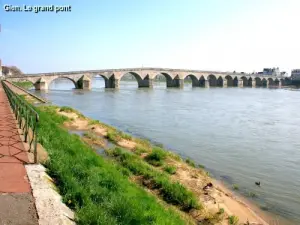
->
[6,67,288,90]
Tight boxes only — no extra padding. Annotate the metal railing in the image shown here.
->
[1,81,39,163]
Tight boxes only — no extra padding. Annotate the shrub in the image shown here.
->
[134,146,149,155]
[164,165,177,175]
[228,215,239,225]
[185,158,196,167]
[145,147,167,167]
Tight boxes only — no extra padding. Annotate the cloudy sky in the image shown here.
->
[0,0,299,74]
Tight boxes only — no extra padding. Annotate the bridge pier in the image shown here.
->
[105,77,120,88]
[34,78,48,90]
[167,78,184,88]
[138,78,153,88]
[238,79,244,88]
[77,75,91,90]
[223,79,228,88]
[204,80,210,88]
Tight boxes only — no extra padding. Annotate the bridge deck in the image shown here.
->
[0,84,38,224]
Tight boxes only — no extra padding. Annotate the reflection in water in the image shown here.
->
[36,77,300,224]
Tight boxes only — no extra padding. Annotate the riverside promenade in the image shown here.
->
[0,84,38,224]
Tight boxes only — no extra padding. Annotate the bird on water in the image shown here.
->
[255,181,260,186]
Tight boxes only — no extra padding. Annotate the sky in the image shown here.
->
[0,0,299,74]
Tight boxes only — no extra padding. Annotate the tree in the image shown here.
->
[2,65,23,76]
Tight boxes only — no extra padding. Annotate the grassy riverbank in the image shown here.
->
[34,106,188,224]
[38,105,230,224]
[12,81,33,89]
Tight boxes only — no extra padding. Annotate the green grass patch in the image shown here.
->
[198,164,205,169]
[105,147,201,211]
[13,81,34,89]
[145,147,167,167]
[164,165,177,175]
[59,106,85,118]
[185,158,196,167]
[107,130,121,143]
[88,119,99,126]
[134,145,149,155]
[120,132,132,140]
[232,184,239,190]
[35,106,187,225]
[167,151,182,161]
[228,215,239,225]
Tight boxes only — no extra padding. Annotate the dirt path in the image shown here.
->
[0,84,38,225]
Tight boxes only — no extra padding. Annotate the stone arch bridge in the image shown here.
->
[6,67,288,90]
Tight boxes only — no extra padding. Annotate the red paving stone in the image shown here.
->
[0,84,31,193]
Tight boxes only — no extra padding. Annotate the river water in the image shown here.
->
[32,78,300,224]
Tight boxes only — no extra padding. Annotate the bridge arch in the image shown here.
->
[152,72,173,81]
[91,74,109,88]
[119,72,143,82]
[217,76,223,87]
[48,76,78,89]
[183,74,199,87]
[225,75,233,87]
[261,78,267,87]
[240,76,249,87]
[199,76,206,87]
[248,77,253,87]
[274,78,280,86]
[208,74,217,87]
[152,72,174,87]
[255,77,262,87]
[267,78,274,86]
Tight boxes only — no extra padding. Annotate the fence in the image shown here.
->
[1,81,39,163]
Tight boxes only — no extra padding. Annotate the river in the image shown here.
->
[32,78,300,224]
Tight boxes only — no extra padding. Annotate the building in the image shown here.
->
[262,67,281,76]
[280,71,289,77]
[291,69,300,81]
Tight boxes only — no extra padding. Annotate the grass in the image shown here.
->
[218,208,225,214]
[107,130,121,143]
[248,192,257,198]
[88,119,99,126]
[59,106,85,118]
[134,145,149,155]
[13,81,34,89]
[145,147,167,167]
[198,164,205,169]
[228,215,239,225]
[105,147,201,211]
[164,165,177,175]
[35,105,187,225]
[232,184,239,190]
[185,158,196,167]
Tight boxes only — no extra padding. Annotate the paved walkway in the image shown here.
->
[0,84,38,225]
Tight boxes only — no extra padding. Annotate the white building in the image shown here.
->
[291,69,300,81]
[262,67,281,76]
